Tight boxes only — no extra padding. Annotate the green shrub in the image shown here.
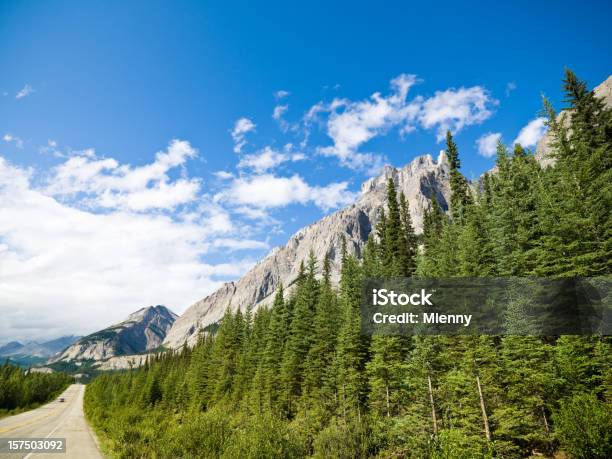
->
[431,429,490,459]
[222,413,306,459]
[553,393,611,459]
[161,409,232,458]
[312,418,375,459]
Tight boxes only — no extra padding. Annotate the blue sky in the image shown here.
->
[0,0,610,341]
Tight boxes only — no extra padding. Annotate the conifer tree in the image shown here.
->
[489,141,521,275]
[186,333,215,410]
[262,284,289,412]
[247,306,272,413]
[303,253,341,411]
[423,195,445,249]
[403,337,448,439]
[376,209,388,266]
[335,254,369,422]
[436,221,461,276]
[457,199,495,276]
[362,234,381,278]
[494,337,555,454]
[536,70,611,276]
[280,251,319,414]
[366,335,409,418]
[382,178,404,276]
[211,308,243,401]
[418,196,446,276]
[399,191,418,276]
[446,130,472,224]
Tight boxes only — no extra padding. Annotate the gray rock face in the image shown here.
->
[93,354,152,371]
[163,152,451,349]
[52,305,177,362]
[536,75,612,167]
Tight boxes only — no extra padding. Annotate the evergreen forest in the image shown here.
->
[84,71,611,458]
[0,362,73,417]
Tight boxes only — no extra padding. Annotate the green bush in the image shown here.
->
[553,393,611,459]
[222,413,306,459]
[312,418,375,458]
[162,409,232,458]
[431,429,490,459]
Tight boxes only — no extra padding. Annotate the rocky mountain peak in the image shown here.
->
[360,151,448,195]
[163,152,451,349]
[51,305,177,362]
[125,305,178,324]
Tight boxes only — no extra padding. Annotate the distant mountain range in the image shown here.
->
[0,335,81,367]
[50,305,177,363]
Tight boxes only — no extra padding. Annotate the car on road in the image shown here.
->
[58,398,65,402]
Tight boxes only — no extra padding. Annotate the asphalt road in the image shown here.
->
[0,384,103,459]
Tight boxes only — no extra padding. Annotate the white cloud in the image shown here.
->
[419,86,496,141]
[476,132,502,157]
[506,81,517,97]
[323,83,342,91]
[213,171,234,180]
[97,179,200,211]
[215,173,357,211]
[231,117,256,153]
[39,139,64,157]
[309,181,359,211]
[274,90,290,100]
[237,146,305,173]
[513,117,547,148]
[272,103,296,133]
[238,147,288,173]
[212,238,269,251]
[16,84,34,99]
[317,74,421,170]
[273,104,288,121]
[3,133,24,149]
[232,205,279,224]
[0,156,263,342]
[47,139,200,211]
[309,74,497,169]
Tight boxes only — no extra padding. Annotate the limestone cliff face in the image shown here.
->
[536,75,612,167]
[92,354,153,371]
[163,152,451,349]
[52,305,177,362]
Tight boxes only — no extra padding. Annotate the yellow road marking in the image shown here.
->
[0,405,64,434]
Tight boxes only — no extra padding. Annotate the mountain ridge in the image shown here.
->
[163,152,451,349]
[0,335,81,358]
[51,305,177,362]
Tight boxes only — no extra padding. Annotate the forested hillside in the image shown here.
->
[0,363,73,417]
[85,71,611,458]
